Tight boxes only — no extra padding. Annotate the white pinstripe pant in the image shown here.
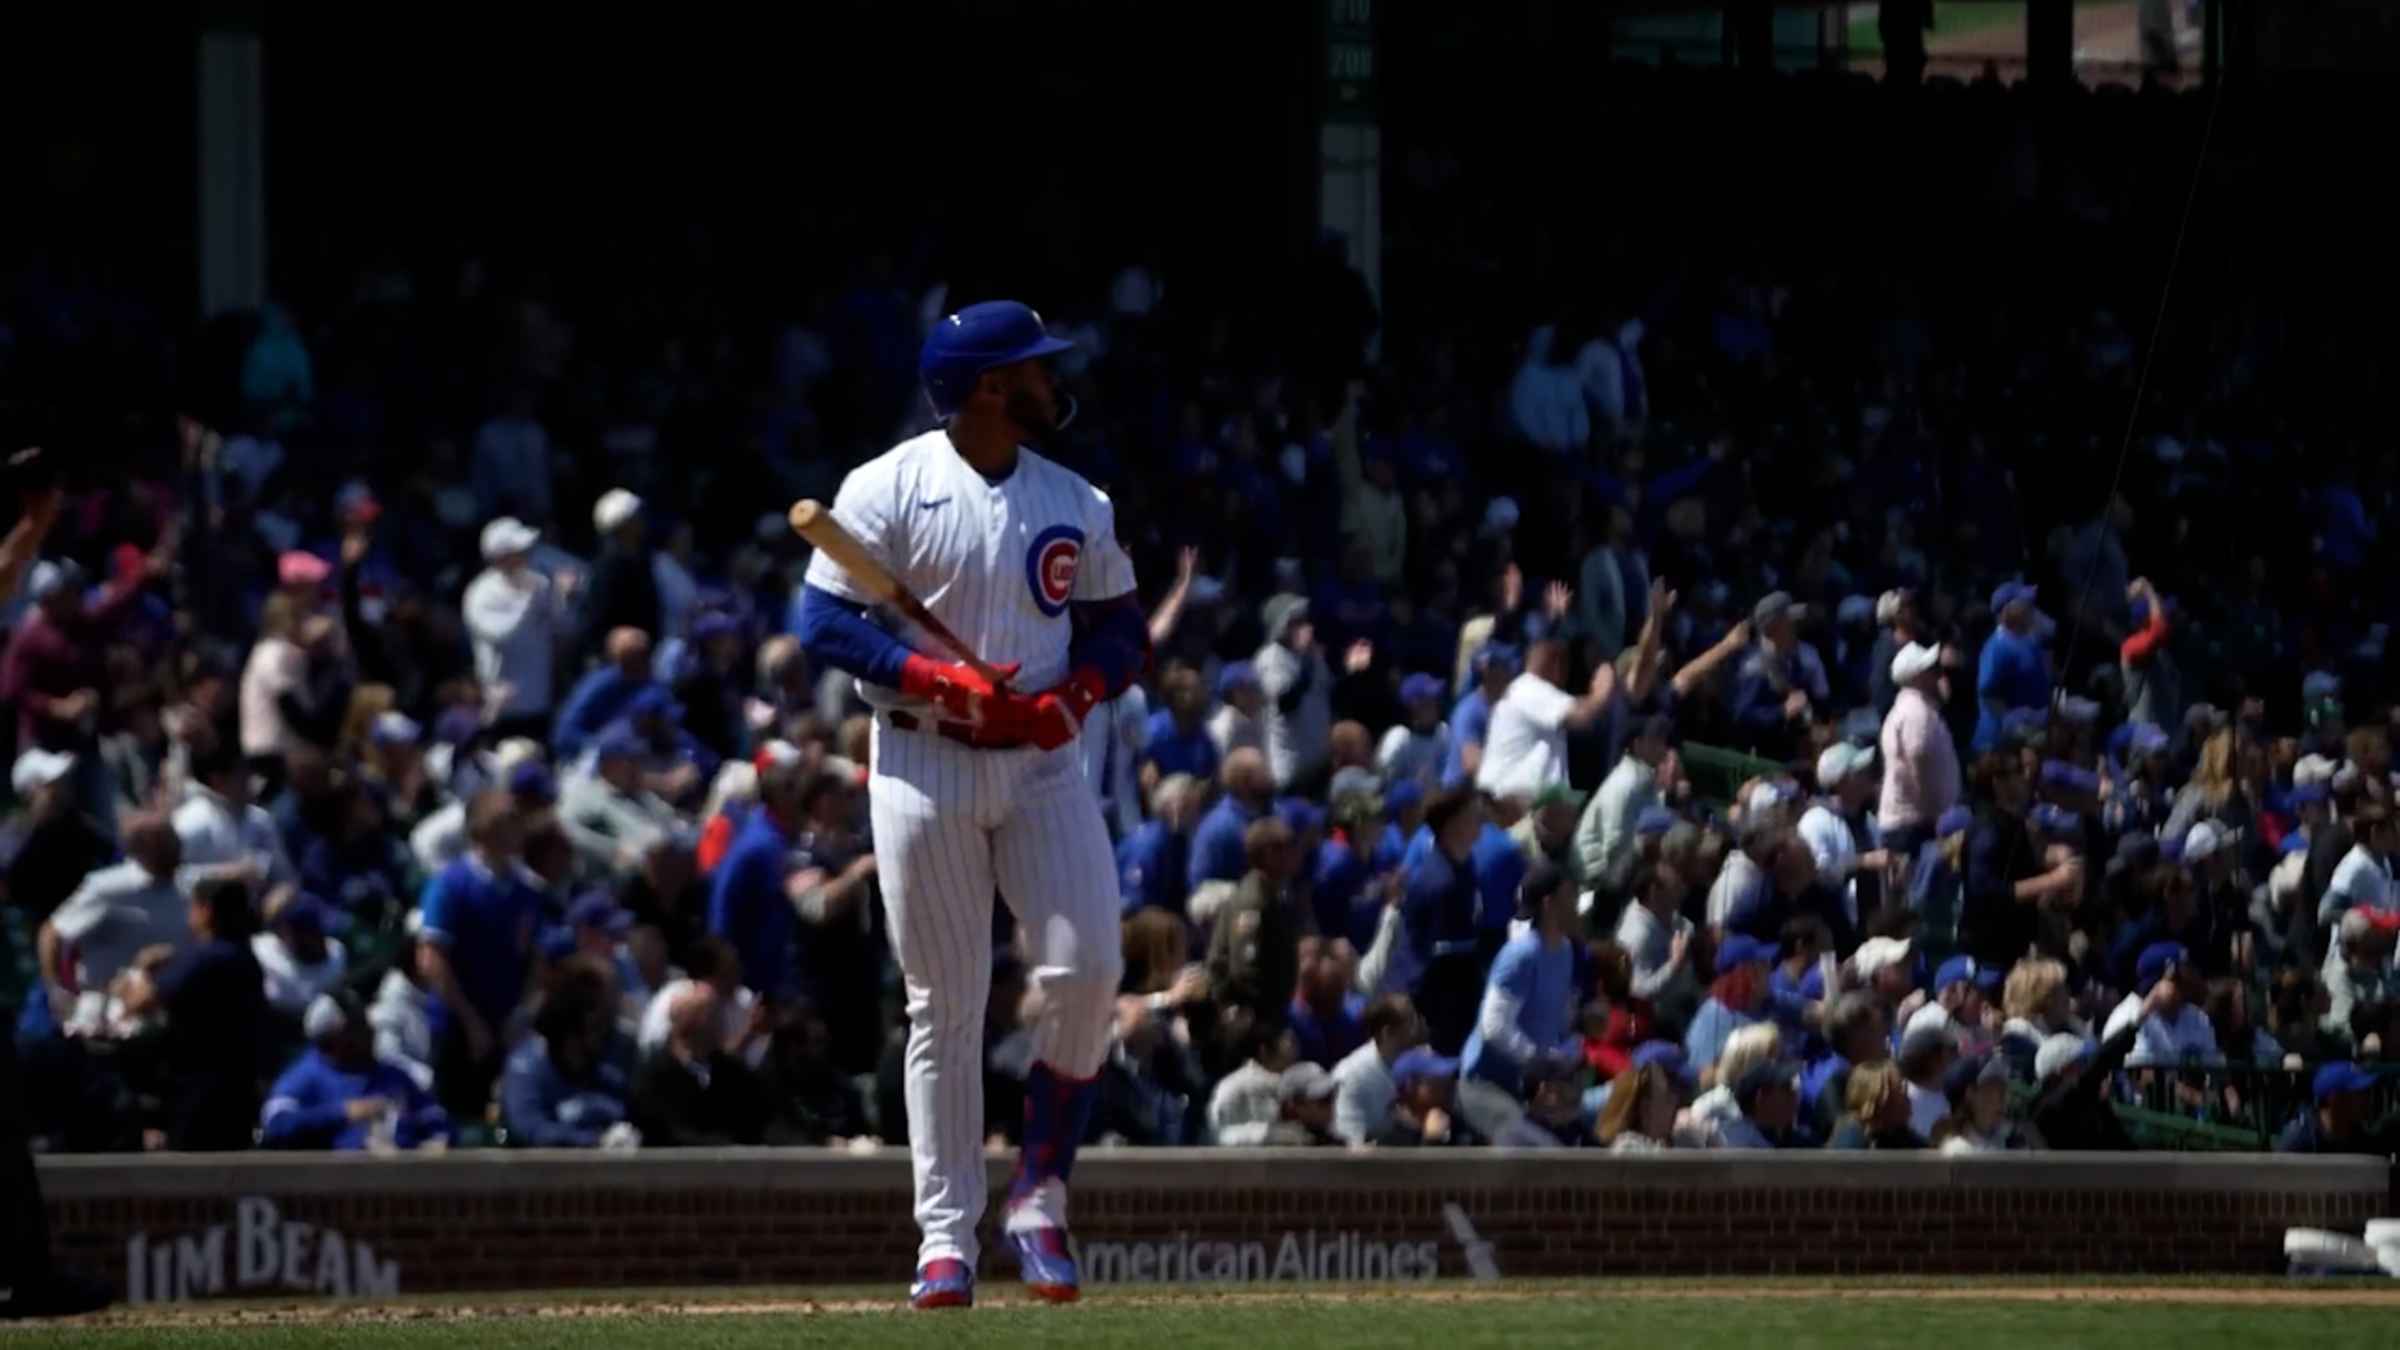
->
[868,717,1124,1268]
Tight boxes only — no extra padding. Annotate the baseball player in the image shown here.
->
[794,301,1146,1309]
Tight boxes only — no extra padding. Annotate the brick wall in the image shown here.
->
[38,1149,2393,1302]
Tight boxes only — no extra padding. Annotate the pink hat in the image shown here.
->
[278,550,332,588]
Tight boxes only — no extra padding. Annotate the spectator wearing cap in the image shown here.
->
[38,811,189,1025]
[416,790,547,1118]
[1866,590,1920,722]
[673,609,752,769]
[561,723,681,873]
[1140,665,1221,791]
[1457,862,1581,1139]
[2119,577,2181,730]
[1477,636,1615,803]
[1205,661,1266,764]
[360,710,439,830]
[261,992,451,1151]
[172,741,298,895]
[464,516,578,742]
[3,543,171,767]
[2318,804,2396,927]
[1205,1023,1294,1143]
[1,747,114,929]
[1578,713,1674,894]
[1118,772,1202,919]
[2109,849,2227,986]
[1932,1053,2028,1152]
[1824,1059,1921,1150]
[1972,581,2048,754]
[1803,992,1892,1141]
[1190,747,1274,895]
[1715,1056,1810,1149]
[1902,806,1974,964]
[1444,644,1516,789]
[552,627,658,761]
[706,748,822,999]
[1207,817,1307,1027]
[237,574,347,771]
[1726,592,1828,762]
[1706,813,1780,934]
[2103,942,2223,1068]
[1878,641,1958,860]
[583,489,662,651]
[1369,1046,1481,1146]
[1330,993,1424,1143]
[1509,782,1584,878]
[1686,933,1773,1081]
[610,685,719,808]
[408,739,552,875]
[1929,954,2003,1050]
[503,954,639,1148]
[1596,1060,1687,1151]
[1311,787,1390,950]
[565,892,649,1023]
[2277,1062,2392,1154]
[1253,594,1334,793]
[1896,1007,1962,1139]
[252,895,349,1019]
[1376,673,1453,798]
[1800,741,1890,919]
[2102,722,2176,840]
[1238,1063,1345,1147]
[2319,908,2396,1043]
[1378,787,1485,1052]
[1959,749,2080,970]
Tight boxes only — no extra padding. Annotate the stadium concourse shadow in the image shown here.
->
[37,1148,2393,1303]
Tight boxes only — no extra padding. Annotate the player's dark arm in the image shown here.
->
[1067,593,1150,699]
[795,584,1015,708]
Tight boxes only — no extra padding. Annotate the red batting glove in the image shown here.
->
[1025,669,1107,752]
[899,654,1021,724]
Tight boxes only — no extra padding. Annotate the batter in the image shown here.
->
[795,301,1146,1309]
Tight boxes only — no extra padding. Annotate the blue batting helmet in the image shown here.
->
[919,301,1075,420]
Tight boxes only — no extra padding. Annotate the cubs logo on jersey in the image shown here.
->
[1027,524,1084,618]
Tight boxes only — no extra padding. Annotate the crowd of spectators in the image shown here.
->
[1,65,2396,1161]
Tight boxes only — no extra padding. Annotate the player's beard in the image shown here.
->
[1004,385,1060,440]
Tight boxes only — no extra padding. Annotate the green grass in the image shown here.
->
[21,1282,2400,1350]
[1849,2,2030,60]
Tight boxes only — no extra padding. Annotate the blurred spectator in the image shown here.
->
[1255,596,1336,793]
[1118,773,1201,919]
[1878,642,1959,858]
[1330,993,1422,1144]
[251,895,348,1018]
[1189,748,1273,899]
[465,517,576,741]
[39,812,187,1020]
[1686,934,1772,1080]
[584,491,663,646]
[1726,593,1826,762]
[1287,937,1365,1069]
[1,749,114,928]
[1477,636,1613,802]
[631,982,776,1146]
[1596,1061,1683,1151]
[153,878,271,1150]
[1368,1047,1479,1147]
[1457,862,1579,1140]
[2103,942,2222,1068]
[638,936,767,1069]
[1825,1060,1920,1150]
[553,627,657,760]
[1932,1053,2030,1153]
[2276,1062,2393,1154]
[501,956,637,1148]
[1205,663,1265,764]
[1385,788,1485,1052]
[416,791,545,1118]
[1578,714,1673,892]
[172,742,296,894]
[1377,674,1452,796]
[1140,666,1220,790]
[261,992,449,1151]
[470,388,555,527]
[706,751,816,996]
[1444,644,1516,789]
[1206,818,1306,1026]
[1972,583,2048,755]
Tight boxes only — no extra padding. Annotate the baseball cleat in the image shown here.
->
[1007,1226,1080,1303]
[909,1258,974,1309]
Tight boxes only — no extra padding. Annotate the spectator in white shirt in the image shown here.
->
[252,895,349,1017]
[1799,741,1894,924]
[1376,673,1453,796]
[172,743,296,894]
[1577,713,1674,891]
[2320,907,2397,1039]
[1477,637,1617,802]
[2103,942,2224,1068]
[38,811,190,1012]
[1614,859,1697,1003]
[1253,595,1338,792]
[465,517,578,740]
[2318,806,2396,926]
[1878,641,1960,857]
[637,936,768,1069]
[1206,661,1267,764]
[1330,993,1425,1144]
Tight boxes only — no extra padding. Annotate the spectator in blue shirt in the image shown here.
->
[1118,773,1203,917]
[1444,644,1516,788]
[1458,861,1580,1140]
[1726,592,1829,761]
[1287,938,1367,1068]
[1189,747,1273,893]
[415,791,546,1119]
[706,751,812,996]
[1468,803,1530,943]
[500,955,638,1148]
[261,992,450,1151]
[1313,789,1392,950]
[551,626,656,760]
[1139,666,1220,787]
[1686,932,1774,1082]
[1972,582,2050,753]
[1400,787,1486,1055]
[614,685,720,809]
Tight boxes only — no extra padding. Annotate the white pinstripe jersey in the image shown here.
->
[805,430,1137,714]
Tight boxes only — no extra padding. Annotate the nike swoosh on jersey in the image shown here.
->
[918,497,951,510]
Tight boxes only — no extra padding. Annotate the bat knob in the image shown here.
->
[789,500,825,534]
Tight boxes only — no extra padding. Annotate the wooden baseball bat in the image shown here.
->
[788,499,1016,688]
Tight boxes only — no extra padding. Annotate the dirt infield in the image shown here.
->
[34,1280,2400,1332]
